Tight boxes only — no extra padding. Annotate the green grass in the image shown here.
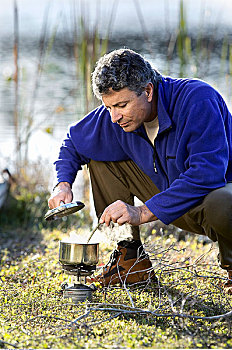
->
[1,226,232,349]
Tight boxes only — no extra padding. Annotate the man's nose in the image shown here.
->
[111,108,122,123]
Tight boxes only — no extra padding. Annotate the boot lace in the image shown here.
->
[105,249,122,268]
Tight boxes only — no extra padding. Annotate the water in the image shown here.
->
[1,0,232,186]
[1,0,232,36]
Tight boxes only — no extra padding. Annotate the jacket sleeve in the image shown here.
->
[145,98,229,224]
[54,132,90,187]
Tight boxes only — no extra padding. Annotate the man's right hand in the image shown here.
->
[48,182,73,209]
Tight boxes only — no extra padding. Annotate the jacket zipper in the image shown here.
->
[153,144,158,173]
[135,128,171,186]
[166,155,176,160]
[135,132,157,170]
[153,141,170,187]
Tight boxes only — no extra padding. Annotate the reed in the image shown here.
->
[162,0,232,83]
[12,1,59,177]
[220,36,228,76]
[177,0,187,71]
[71,1,117,114]
[13,0,20,174]
[23,2,52,166]
[133,0,153,55]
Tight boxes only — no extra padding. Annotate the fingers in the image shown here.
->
[48,185,73,209]
[100,207,124,226]
[48,195,67,209]
[100,200,139,226]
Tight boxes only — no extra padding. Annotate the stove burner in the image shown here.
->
[61,263,96,276]
[60,262,97,303]
[63,283,95,303]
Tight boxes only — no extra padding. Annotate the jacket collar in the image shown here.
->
[157,77,172,134]
[134,77,172,136]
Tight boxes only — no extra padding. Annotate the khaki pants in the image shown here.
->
[89,159,232,270]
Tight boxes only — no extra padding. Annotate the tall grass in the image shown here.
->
[134,0,224,79]
[13,0,20,174]
[72,0,117,113]
[176,0,193,77]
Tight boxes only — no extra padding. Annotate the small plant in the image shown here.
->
[0,228,231,349]
[0,183,92,232]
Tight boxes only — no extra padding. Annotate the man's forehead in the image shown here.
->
[102,88,135,105]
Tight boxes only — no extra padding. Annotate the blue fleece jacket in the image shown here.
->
[54,76,232,225]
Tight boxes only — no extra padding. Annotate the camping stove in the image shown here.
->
[61,262,97,303]
[44,202,99,303]
[59,241,99,303]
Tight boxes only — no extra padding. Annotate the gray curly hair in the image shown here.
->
[92,48,162,100]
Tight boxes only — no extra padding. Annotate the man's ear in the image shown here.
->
[145,82,154,102]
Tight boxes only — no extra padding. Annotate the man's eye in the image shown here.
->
[118,104,127,108]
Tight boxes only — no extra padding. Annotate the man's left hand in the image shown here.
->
[99,200,157,226]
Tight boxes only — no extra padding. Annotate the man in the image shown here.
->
[48,48,232,290]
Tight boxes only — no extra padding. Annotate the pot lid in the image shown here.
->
[44,201,85,221]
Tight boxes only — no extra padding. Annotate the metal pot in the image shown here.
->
[59,241,99,266]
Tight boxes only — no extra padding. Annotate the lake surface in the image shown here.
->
[0,0,232,187]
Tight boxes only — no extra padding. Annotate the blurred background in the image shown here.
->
[0,0,232,230]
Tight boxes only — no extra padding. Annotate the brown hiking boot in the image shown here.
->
[223,270,232,294]
[89,240,157,287]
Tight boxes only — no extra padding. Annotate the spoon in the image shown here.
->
[87,222,102,243]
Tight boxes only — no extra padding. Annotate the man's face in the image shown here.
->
[102,85,156,132]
